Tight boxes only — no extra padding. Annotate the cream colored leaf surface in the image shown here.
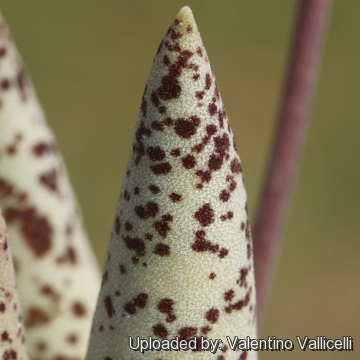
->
[0,10,100,360]
[86,6,257,360]
[0,209,28,360]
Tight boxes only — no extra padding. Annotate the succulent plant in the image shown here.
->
[0,10,100,360]
[86,6,257,360]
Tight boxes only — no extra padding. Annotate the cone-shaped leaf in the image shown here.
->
[86,7,257,359]
[0,209,28,360]
[0,10,100,360]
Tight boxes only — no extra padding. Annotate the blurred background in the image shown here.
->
[1,1,359,359]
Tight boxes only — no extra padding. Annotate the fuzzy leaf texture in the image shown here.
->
[86,7,257,360]
[0,10,100,360]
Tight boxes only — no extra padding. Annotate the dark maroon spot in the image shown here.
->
[72,301,87,317]
[194,203,214,227]
[192,230,219,253]
[1,78,10,90]
[163,117,173,126]
[26,307,50,327]
[39,169,59,194]
[32,142,57,157]
[135,201,159,219]
[123,236,146,257]
[2,350,17,360]
[55,245,77,265]
[134,187,140,195]
[124,293,148,315]
[150,162,172,175]
[66,333,78,345]
[151,120,163,131]
[196,170,211,183]
[132,256,139,265]
[115,291,120,297]
[16,68,28,98]
[196,184,203,189]
[218,248,229,258]
[153,324,168,339]
[240,222,245,231]
[237,267,249,287]
[169,193,182,202]
[196,47,203,57]
[240,351,248,360]
[224,289,235,302]
[245,219,251,240]
[115,216,121,235]
[125,221,133,231]
[140,85,148,117]
[154,213,173,238]
[182,155,196,169]
[208,154,223,171]
[133,121,152,165]
[119,265,126,274]
[215,133,230,155]
[103,296,115,318]
[196,91,205,100]
[224,291,251,314]
[147,146,165,162]
[230,158,242,174]
[157,75,181,101]
[219,190,230,202]
[208,103,217,116]
[217,110,225,128]
[4,206,52,257]
[134,293,148,308]
[157,50,193,100]
[158,298,176,322]
[205,308,219,324]
[174,116,200,139]
[167,26,181,40]
[2,241,8,251]
[186,25,193,33]
[170,148,180,157]
[191,125,217,153]
[201,326,211,335]
[163,55,170,66]
[193,74,200,80]
[178,327,197,340]
[142,262,147,267]
[0,303,5,312]
[123,190,130,201]
[206,124,218,136]
[0,47,6,57]
[1,331,9,342]
[5,145,16,155]
[205,73,212,90]
[148,185,160,194]
[124,302,135,315]
[145,233,153,241]
[229,180,237,192]
[153,243,170,256]
[209,273,216,280]
[40,285,60,303]
[247,243,252,259]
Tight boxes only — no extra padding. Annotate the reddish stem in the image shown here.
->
[253,0,332,324]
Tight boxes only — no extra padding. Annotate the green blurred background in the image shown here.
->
[2,1,359,359]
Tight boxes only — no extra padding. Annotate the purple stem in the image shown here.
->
[253,0,332,324]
